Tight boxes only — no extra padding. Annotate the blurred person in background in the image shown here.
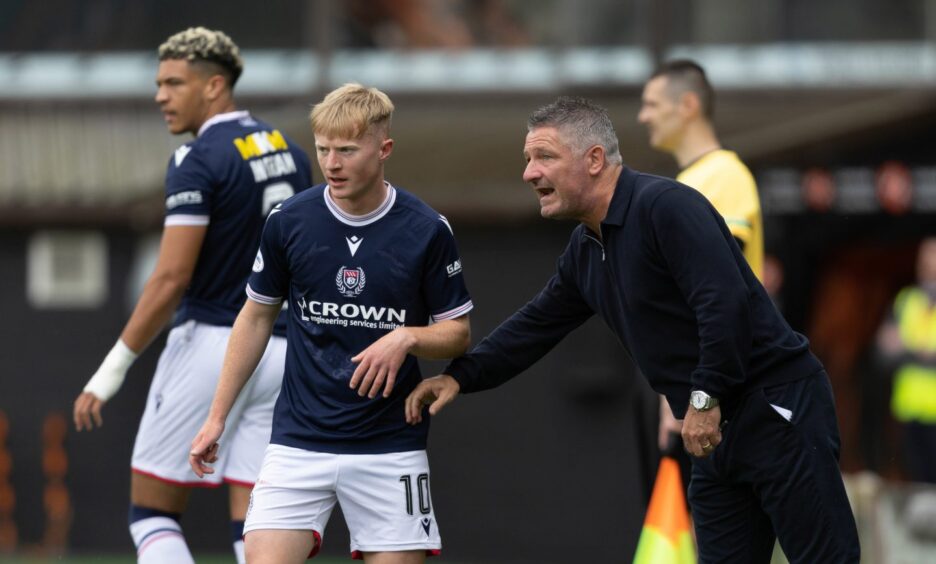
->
[407,96,859,563]
[638,60,762,276]
[189,83,472,563]
[876,237,936,483]
[72,27,313,563]
[638,59,764,483]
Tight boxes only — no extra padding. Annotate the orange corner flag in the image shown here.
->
[633,456,696,564]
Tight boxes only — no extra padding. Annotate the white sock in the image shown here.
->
[129,515,195,564]
[233,538,246,564]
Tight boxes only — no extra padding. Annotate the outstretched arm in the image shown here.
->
[189,298,280,478]
[73,225,206,431]
[349,315,471,399]
[405,267,594,425]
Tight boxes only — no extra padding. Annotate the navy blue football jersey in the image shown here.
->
[246,183,473,454]
[164,111,313,335]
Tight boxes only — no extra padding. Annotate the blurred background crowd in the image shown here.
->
[2,0,936,562]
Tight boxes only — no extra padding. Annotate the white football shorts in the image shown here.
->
[244,444,442,558]
[131,320,286,486]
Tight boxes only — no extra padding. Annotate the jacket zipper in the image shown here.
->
[583,233,606,261]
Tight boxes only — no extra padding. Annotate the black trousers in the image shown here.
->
[688,371,860,563]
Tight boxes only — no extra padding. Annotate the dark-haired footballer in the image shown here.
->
[73,27,312,564]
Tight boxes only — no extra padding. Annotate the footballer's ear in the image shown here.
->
[204,73,228,101]
[379,138,394,161]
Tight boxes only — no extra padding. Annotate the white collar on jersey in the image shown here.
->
[197,110,252,137]
[324,181,397,227]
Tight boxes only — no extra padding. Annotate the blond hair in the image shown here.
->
[310,83,394,139]
[158,27,244,87]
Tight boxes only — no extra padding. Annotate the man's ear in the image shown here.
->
[585,145,605,175]
[204,74,227,102]
[679,91,701,119]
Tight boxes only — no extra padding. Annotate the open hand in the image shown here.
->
[349,328,415,398]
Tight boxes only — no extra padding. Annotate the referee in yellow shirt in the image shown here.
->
[639,59,764,279]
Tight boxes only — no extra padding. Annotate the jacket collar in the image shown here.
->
[600,167,637,228]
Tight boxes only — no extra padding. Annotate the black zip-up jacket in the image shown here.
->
[445,167,821,418]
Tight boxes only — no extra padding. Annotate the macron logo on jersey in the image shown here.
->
[439,215,453,234]
[346,236,363,256]
[174,145,192,167]
[253,250,264,273]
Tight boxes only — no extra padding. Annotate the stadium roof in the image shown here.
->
[2,43,936,99]
[2,44,935,225]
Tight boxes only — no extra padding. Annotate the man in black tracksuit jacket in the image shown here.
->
[405,96,859,563]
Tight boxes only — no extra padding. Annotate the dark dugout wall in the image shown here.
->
[0,220,658,563]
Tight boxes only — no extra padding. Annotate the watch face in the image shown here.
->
[691,391,707,409]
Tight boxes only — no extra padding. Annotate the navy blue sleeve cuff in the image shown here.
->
[444,357,479,394]
[690,368,744,403]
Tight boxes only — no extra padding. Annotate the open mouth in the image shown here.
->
[535,187,555,198]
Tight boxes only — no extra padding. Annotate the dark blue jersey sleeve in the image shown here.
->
[164,144,214,225]
[649,188,752,399]
[445,244,594,393]
[423,216,473,322]
[246,207,289,305]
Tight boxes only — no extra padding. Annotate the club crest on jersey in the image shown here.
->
[336,266,366,297]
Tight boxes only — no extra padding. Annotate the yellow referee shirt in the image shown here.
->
[677,149,763,280]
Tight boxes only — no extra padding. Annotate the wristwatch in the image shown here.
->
[689,390,719,411]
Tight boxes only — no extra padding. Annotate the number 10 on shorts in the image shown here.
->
[399,473,431,515]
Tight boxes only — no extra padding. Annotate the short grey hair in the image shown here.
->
[158,27,244,87]
[527,96,622,165]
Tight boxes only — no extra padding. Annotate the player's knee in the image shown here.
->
[244,529,319,564]
[130,472,190,512]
